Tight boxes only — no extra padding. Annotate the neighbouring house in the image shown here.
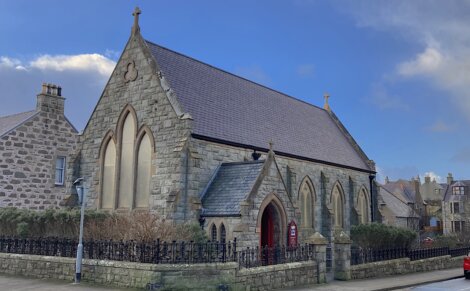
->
[74,8,378,248]
[380,178,425,229]
[442,174,470,235]
[420,175,446,233]
[0,83,78,209]
[377,182,420,231]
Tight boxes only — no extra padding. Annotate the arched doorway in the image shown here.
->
[260,202,283,247]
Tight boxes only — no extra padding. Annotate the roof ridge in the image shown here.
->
[144,39,326,112]
[381,185,409,204]
[221,160,265,166]
[0,109,36,120]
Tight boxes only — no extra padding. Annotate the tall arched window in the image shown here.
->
[135,133,151,208]
[332,184,344,228]
[118,113,135,208]
[220,224,226,243]
[211,224,217,242]
[99,105,154,210]
[299,178,315,229]
[358,189,369,224]
[102,139,116,209]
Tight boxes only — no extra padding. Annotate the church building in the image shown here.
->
[76,8,377,247]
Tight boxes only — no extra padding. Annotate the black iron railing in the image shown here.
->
[352,245,470,265]
[407,247,449,261]
[449,246,470,257]
[351,247,408,265]
[0,236,237,264]
[237,244,314,269]
[0,237,315,269]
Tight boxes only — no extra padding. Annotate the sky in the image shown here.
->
[1,0,469,183]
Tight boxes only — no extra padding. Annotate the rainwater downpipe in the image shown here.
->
[183,146,189,221]
[369,174,375,222]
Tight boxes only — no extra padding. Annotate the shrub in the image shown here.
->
[351,223,417,249]
[0,207,207,243]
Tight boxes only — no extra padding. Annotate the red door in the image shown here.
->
[261,206,274,247]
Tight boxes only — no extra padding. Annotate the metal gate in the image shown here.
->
[326,242,333,273]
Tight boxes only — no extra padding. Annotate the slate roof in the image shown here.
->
[201,160,265,216]
[0,110,37,138]
[145,40,372,172]
[443,180,470,202]
[381,180,417,204]
[379,186,419,218]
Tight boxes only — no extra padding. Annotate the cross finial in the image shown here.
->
[268,140,274,151]
[132,7,141,35]
[323,92,331,112]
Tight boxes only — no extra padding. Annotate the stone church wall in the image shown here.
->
[78,35,191,215]
[190,138,372,244]
[0,111,77,209]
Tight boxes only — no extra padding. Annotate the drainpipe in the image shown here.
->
[369,175,376,222]
[183,146,189,221]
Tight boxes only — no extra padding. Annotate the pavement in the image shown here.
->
[0,274,130,291]
[0,268,464,291]
[290,268,464,291]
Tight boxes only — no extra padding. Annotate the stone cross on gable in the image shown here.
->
[132,7,141,35]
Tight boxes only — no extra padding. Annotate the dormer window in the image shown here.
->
[453,186,465,195]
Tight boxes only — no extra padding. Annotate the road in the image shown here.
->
[394,278,470,291]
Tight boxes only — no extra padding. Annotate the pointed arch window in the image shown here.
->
[118,113,136,208]
[99,105,154,210]
[220,224,226,243]
[102,139,116,209]
[299,178,315,229]
[211,224,217,242]
[332,185,344,228]
[135,133,152,208]
[358,189,369,224]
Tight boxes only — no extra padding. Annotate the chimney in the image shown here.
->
[384,176,389,184]
[36,83,65,114]
[447,173,453,185]
[424,176,431,184]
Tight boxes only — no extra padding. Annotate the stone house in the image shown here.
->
[442,174,470,235]
[420,175,446,232]
[377,183,420,231]
[75,8,377,248]
[0,83,78,209]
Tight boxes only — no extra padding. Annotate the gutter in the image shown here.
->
[192,134,376,174]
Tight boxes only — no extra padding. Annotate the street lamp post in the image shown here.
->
[73,177,86,284]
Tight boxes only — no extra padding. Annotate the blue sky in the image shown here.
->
[1,0,469,182]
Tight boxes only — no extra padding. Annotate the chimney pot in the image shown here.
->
[57,86,62,97]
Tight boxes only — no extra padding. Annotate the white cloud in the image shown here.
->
[423,171,443,183]
[0,56,24,70]
[338,1,470,120]
[0,53,116,131]
[398,47,443,76]
[30,54,115,77]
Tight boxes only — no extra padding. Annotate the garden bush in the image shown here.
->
[0,207,207,243]
[351,222,417,249]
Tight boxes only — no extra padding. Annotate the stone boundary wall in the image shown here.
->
[0,253,318,290]
[351,255,464,280]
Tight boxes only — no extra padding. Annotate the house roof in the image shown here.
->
[0,110,38,138]
[379,186,419,218]
[443,180,470,202]
[381,180,417,204]
[145,40,372,172]
[201,160,265,216]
